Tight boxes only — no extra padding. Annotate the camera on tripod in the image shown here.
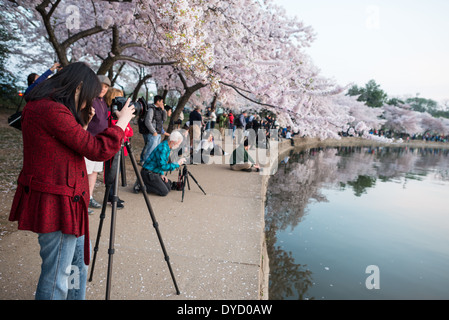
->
[111,96,147,118]
[177,163,206,202]
[89,141,181,299]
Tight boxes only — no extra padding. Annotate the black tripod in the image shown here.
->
[178,164,206,202]
[88,141,180,300]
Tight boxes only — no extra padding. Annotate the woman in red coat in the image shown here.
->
[9,62,135,300]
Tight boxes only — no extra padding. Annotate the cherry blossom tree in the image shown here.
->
[332,94,385,130]
[382,104,423,136]
[419,112,447,135]
[206,0,350,138]
[4,0,214,78]
[158,0,356,137]
[2,0,372,138]
[381,103,449,137]
[4,0,447,141]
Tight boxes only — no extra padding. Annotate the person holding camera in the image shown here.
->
[141,131,186,196]
[105,88,134,154]
[104,87,134,208]
[25,62,61,95]
[9,62,135,300]
[139,95,167,164]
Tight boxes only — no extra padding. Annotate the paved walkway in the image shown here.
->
[0,160,268,300]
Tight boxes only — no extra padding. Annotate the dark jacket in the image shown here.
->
[87,97,110,136]
[230,144,255,165]
[145,105,167,134]
[189,110,203,123]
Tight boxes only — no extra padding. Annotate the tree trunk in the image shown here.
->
[211,94,218,109]
[132,74,152,101]
[97,56,116,75]
[167,82,207,133]
[161,89,168,102]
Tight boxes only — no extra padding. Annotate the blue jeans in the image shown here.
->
[35,231,89,300]
[140,133,149,163]
[141,133,161,163]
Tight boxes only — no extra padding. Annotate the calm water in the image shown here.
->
[265,146,449,300]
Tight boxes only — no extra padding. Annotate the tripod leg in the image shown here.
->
[186,173,191,190]
[120,147,127,187]
[181,177,185,203]
[188,171,207,195]
[181,168,190,202]
[105,150,122,300]
[124,142,181,295]
[88,183,112,282]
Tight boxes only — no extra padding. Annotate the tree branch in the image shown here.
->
[111,62,126,86]
[47,0,61,18]
[111,25,120,54]
[115,55,176,67]
[120,42,142,50]
[178,72,188,89]
[220,80,278,110]
[61,26,104,50]
[35,0,68,65]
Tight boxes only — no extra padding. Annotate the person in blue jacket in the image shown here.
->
[25,62,61,95]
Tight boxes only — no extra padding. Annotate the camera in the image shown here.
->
[111,96,147,117]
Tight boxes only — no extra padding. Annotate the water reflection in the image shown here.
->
[265,146,449,300]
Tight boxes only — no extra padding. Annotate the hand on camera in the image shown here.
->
[178,158,186,166]
[115,98,134,119]
[82,107,96,130]
[88,106,96,123]
[51,62,61,71]
[115,98,135,132]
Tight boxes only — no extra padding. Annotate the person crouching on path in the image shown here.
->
[8,62,135,300]
[229,138,260,172]
[141,131,186,196]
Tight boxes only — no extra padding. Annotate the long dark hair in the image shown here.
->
[25,62,101,126]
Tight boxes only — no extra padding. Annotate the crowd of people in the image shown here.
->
[132,99,302,193]
[9,62,288,300]
[359,129,449,143]
[199,107,296,143]
[132,101,280,194]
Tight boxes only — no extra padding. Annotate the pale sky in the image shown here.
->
[276,0,449,103]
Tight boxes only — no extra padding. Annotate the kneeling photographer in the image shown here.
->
[141,131,186,196]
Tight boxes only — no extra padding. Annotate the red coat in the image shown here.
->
[228,113,234,125]
[9,99,125,264]
[108,111,133,156]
